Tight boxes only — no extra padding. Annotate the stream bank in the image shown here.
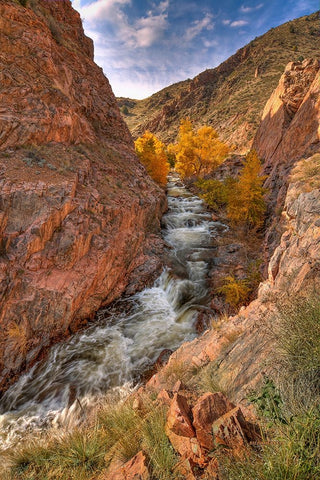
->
[0,172,225,449]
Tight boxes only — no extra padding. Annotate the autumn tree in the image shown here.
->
[227,149,267,229]
[174,119,229,179]
[135,131,169,186]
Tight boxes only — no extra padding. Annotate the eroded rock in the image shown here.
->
[192,392,235,450]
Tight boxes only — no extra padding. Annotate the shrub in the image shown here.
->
[217,275,250,308]
[196,178,228,209]
[227,150,267,229]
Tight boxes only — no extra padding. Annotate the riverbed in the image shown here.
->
[0,173,227,449]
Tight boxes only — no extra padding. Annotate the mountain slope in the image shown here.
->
[119,11,320,151]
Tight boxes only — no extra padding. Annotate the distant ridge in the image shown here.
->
[118,11,320,152]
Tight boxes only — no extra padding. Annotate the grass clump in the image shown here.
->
[8,429,106,480]
[161,358,198,389]
[290,154,320,193]
[217,295,320,479]
[7,394,180,479]
[142,406,179,479]
[97,399,146,463]
[271,295,320,412]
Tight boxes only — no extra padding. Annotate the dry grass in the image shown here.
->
[5,393,180,480]
[290,154,320,192]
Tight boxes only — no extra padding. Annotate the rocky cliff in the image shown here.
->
[254,58,320,261]
[144,58,320,403]
[120,11,320,151]
[0,0,166,392]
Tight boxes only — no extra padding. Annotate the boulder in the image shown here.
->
[166,430,205,466]
[166,393,195,437]
[212,407,247,454]
[192,392,235,450]
[103,451,150,480]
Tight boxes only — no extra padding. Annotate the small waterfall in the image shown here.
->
[0,172,227,449]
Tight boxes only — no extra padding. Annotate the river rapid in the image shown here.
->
[0,173,227,449]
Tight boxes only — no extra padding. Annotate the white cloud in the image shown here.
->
[76,0,169,49]
[203,39,218,48]
[230,20,249,27]
[184,13,214,42]
[78,0,130,22]
[222,19,231,25]
[240,3,264,13]
[133,12,168,47]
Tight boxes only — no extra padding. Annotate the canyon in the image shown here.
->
[0,1,319,478]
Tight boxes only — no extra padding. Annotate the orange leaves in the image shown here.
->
[227,150,267,229]
[173,119,229,179]
[135,131,169,186]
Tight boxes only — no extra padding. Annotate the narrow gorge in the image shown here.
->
[0,1,319,479]
[0,173,227,447]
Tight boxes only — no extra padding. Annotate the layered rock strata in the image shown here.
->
[0,0,166,391]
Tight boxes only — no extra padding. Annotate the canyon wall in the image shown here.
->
[0,0,166,391]
[147,59,320,403]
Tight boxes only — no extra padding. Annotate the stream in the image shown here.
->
[0,173,227,449]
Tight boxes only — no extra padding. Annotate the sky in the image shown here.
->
[71,0,318,99]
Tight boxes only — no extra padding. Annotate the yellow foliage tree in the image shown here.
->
[227,150,267,229]
[135,131,169,186]
[174,119,229,179]
[217,275,250,308]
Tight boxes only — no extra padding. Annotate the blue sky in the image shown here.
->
[71,0,318,99]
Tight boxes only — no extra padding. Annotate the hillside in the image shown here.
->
[0,0,166,392]
[119,11,320,151]
[4,58,320,480]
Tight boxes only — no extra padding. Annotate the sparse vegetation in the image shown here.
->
[290,154,320,192]
[6,394,180,479]
[217,275,250,308]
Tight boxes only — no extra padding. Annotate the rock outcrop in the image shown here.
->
[254,58,320,261]
[0,0,166,392]
[144,59,320,403]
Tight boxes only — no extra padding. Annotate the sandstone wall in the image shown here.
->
[0,0,166,391]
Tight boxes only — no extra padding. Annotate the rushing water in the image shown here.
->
[0,173,227,449]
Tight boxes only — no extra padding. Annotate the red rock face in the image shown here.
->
[254,58,320,262]
[254,59,319,171]
[0,1,166,391]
